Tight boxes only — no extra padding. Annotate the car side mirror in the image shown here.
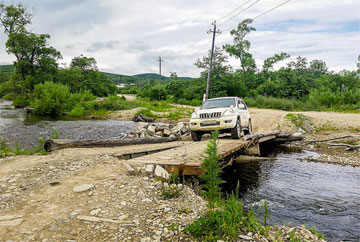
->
[195,107,200,111]
[239,103,245,109]
[230,105,234,108]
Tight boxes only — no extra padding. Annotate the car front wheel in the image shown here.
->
[191,131,202,141]
[231,118,242,139]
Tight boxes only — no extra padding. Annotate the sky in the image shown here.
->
[0,0,359,77]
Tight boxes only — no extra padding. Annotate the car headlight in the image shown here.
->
[191,112,198,119]
[223,109,234,117]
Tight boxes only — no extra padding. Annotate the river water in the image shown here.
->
[1,101,359,241]
[0,100,136,149]
[223,149,360,241]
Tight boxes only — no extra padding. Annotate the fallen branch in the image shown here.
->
[310,135,360,143]
[328,143,360,151]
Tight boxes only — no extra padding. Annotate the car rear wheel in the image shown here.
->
[191,131,202,141]
[243,119,252,135]
[231,118,242,139]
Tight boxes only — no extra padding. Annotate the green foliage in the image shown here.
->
[262,200,270,226]
[285,113,312,131]
[51,127,59,139]
[185,194,261,241]
[289,232,302,242]
[135,109,159,119]
[30,82,70,115]
[161,187,181,200]
[170,173,180,185]
[307,226,325,240]
[200,130,223,210]
[0,137,47,158]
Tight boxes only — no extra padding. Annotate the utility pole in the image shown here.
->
[205,21,221,101]
[158,56,163,100]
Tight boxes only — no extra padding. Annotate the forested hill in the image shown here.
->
[0,64,193,84]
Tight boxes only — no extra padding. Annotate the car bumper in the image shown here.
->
[189,116,237,131]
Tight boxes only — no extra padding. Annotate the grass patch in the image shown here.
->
[161,186,181,200]
[285,113,313,132]
[135,109,159,119]
[0,137,47,158]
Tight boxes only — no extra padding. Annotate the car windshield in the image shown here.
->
[201,98,235,109]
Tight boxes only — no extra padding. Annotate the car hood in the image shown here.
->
[195,107,232,115]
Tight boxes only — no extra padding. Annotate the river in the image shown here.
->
[223,149,360,241]
[0,100,136,149]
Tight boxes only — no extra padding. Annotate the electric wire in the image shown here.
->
[216,0,253,23]
[217,0,260,27]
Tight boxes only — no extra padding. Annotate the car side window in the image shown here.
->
[239,101,246,110]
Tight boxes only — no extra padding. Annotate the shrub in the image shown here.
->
[30,82,70,116]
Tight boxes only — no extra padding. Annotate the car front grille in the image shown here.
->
[199,112,221,119]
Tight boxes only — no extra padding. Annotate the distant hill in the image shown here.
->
[0,64,194,83]
[0,64,14,75]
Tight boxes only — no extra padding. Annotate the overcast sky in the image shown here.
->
[0,0,359,77]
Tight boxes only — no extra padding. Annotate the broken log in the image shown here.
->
[328,143,360,151]
[309,135,360,143]
[132,114,154,123]
[44,136,179,152]
[243,131,281,141]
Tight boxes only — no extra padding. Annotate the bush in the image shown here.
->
[30,82,70,116]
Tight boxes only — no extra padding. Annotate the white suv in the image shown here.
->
[189,97,252,141]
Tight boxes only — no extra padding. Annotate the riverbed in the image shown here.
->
[223,149,360,241]
[0,100,136,149]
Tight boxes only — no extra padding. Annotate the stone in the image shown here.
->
[121,162,135,175]
[239,235,252,240]
[147,125,156,134]
[140,237,151,242]
[0,215,23,226]
[73,184,94,193]
[90,209,101,216]
[154,165,169,179]
[180,125,189,134]
[163,129,171,137]
[155,131,163,137]
[136,122,149,131]
[144,164,155,174]
[173,123,185,134]
[163,182,169,189]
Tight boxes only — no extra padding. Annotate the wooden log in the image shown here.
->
[309,135,360,143]
[235,155,275,163]
[44,136,179,152]
[328,143,360,151]
[243,131,281,141]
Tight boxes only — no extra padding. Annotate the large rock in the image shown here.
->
[144,164,155,174]
[173,122,185,134]
[154,165,169,179]
[147,125,156,135]
[136,122,149,132]
[163,129,171,137]
[73,184,94,193]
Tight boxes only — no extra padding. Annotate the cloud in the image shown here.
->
[0,0,359,77]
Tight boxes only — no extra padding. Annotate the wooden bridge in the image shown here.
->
[124,131,301,175]
[45,131,301,176]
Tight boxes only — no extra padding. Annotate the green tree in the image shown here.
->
[309,60,328,78]
[223,19,256,73]
[263,52,290,72]
[70,54,98,71]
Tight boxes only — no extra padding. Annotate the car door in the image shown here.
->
[237,99,249,128]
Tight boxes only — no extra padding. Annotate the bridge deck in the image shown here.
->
[127,138,252,175]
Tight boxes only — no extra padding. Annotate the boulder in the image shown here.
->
[154,165,169,179]
[136,122,149,132]
[163,129,171,137]
[144,164,155,174]
[147,125,156,135]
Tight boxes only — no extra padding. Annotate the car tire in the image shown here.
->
[191,131,202,141]
[231,118,242,139]
[243,119,252,135]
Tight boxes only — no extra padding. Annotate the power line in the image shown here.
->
[253,0,291,20]
[216,0,253,22]
[218,0,260,27]
[221,0,291,33]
